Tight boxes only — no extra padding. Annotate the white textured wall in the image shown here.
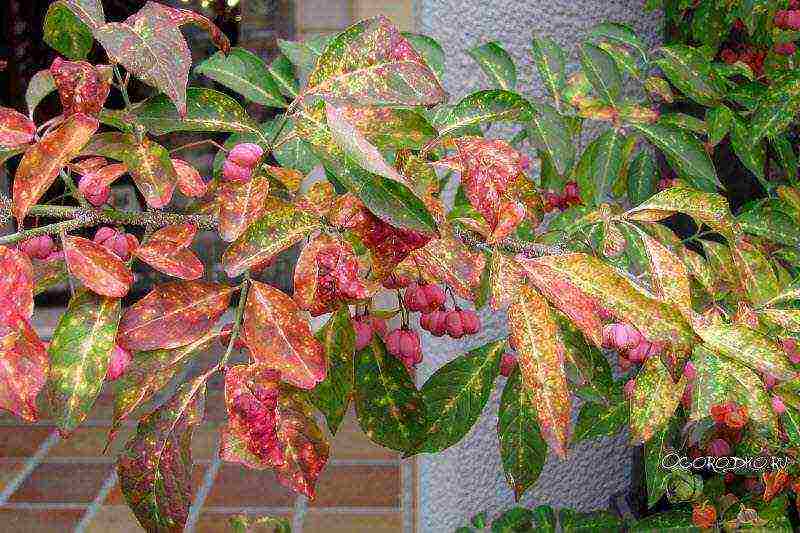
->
[414,1,663,531]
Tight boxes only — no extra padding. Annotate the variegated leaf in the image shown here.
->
[218,173,271,243]
[0,308,48,422]
[630,356,685,445]
[309,307,355,435]
[64,236,133,298]
[0,246,34,319]
[133,224,204,280]
[409,233,486,301]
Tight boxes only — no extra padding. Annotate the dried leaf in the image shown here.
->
[0,107,36,148]
[630,356,685,445]
[118,372,208,532]
[0,307,48,422]
[218,173,270,242]
[64,236,133,297]
[242,281,326,390]
[12,112,98,222]
[48,289,120,435]
[133,224,204,280]
[0,246,34,319]
[302,16,445,107]
[117,281,234,351]
[507,285,571,458]
[222,198,322,277]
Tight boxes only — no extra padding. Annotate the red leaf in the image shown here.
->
[453,137,529,228]
[117,281,235,351]
[133,224,204,280]
[293,234,379,316]
[218,173,270,242]
[12,113,98,222]
[409,232,486,301]
[242,281,326,389]
[64,236,133,297]
[49,57,112,117]
[160,4,231,54]
[0,107,35,148]
[219,364,283,469]
[172,158,207,198]
[0,305,48,422]
[0,246,34,319]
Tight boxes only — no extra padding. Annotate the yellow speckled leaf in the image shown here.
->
[630,356,685,445]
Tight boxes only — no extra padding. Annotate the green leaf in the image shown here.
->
[123,136,178,209]
[734,240,780,306]
[645,420,678,508]
[730,115,766,181]
[222,198,322,278]
[354,336,426,453]
[47,289,121,436]
[118,372,207,532]
[268,54,299,99]
[559,317,614,403]
[310,307,355,436]
[691,344,779,440]
[629,509,698,531]
[655,45,724,106]
[531,35,566,105]
[43,1,93,60]
[705,104,733,146]
[628,150,657,205]
[468,41,517,90]
[696,324,797,381]
[772,134,798,182]
[630,356,686,444]
[750,71,800,141]
[573,399,627,442]
[195,47,286,108]
[402,33,445,82]
[303,16,444,107]
[491,507,535,533]
[589,22,648,64]
[277,35,332,80]
[435,89,535,137]
[63,0,105,29]
[738,200,800,246]
[133,87,263,139]
[579,43,622,105]
[497,367,548,501]
[590,129,624,204]
[782,405,800,448]
[528,103,574,175]
[412,340,504,454]
[573,139,598,205]
[630,122,720,192]
[659,112,706,135]
[25,70,56,118]
[559,509,625,532]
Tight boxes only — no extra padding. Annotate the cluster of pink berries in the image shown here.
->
[18,235,62,261]
[309,245,369,316]
[386,327,423,371]
[542,181,581,213]
[222,143,264,183]
[231,371,284,465]
[403,282,481,339]
[775,7,800,31]
[602,322,663,371]
[94,227,139,261]
[353,312,388,351]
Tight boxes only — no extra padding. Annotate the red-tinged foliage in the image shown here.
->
[294,234,379,316]
[172,159,207,198]
[117,281,234,351]
[218,173,270,242]
[12,113,98,222]
[0,245,35,319]
[0,107,36,148]
[77,163,127,206]
[50,57,112,117]
[133,224,204,280]
[64,236,133,297]
[242,281,326,389]
[0,304,48,422]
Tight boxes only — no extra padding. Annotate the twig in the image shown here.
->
[451,225,566,257]
[217,275,250,371]
[170,139,227,155]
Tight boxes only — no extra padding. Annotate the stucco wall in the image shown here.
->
[413,1,663,531]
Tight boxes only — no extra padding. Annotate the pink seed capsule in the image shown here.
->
[106,345,132,380]
[222,160,253,183]
[353,318,373,351]
[227,143,264,168]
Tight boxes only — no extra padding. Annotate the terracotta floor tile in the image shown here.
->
[329,412,397,461]
[8,462,113,503]
[0,461,23,492]
[105,465,205,505]
[194,512,292,533]
[303,512,402,532]
[82,505,143,533]
[311,465,399,508]
[204,464,295,507]
[48,427,115,457]
[0,426,53,458]
[0,508,85,532]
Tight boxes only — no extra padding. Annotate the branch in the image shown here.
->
[451,225,566,257]
[0,195,217,246]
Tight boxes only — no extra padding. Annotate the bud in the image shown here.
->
[386,329,403,356]
[623,378,636,398]
[460,310,481,335]
[445,310,465,339]
[353,317,373,351]
[724,404,748,430]
[78,174,111,206]
[227,143,264,168]
[627,340,651,363]
[775,41,797,56]
[772,395,787,415]
[222,160,253,183]
[106,345,132,380]
[782,338,800,364]
[499,353,517,377]
[421,284,445,311]
[19,235,55,260]
[683,361,697,381]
